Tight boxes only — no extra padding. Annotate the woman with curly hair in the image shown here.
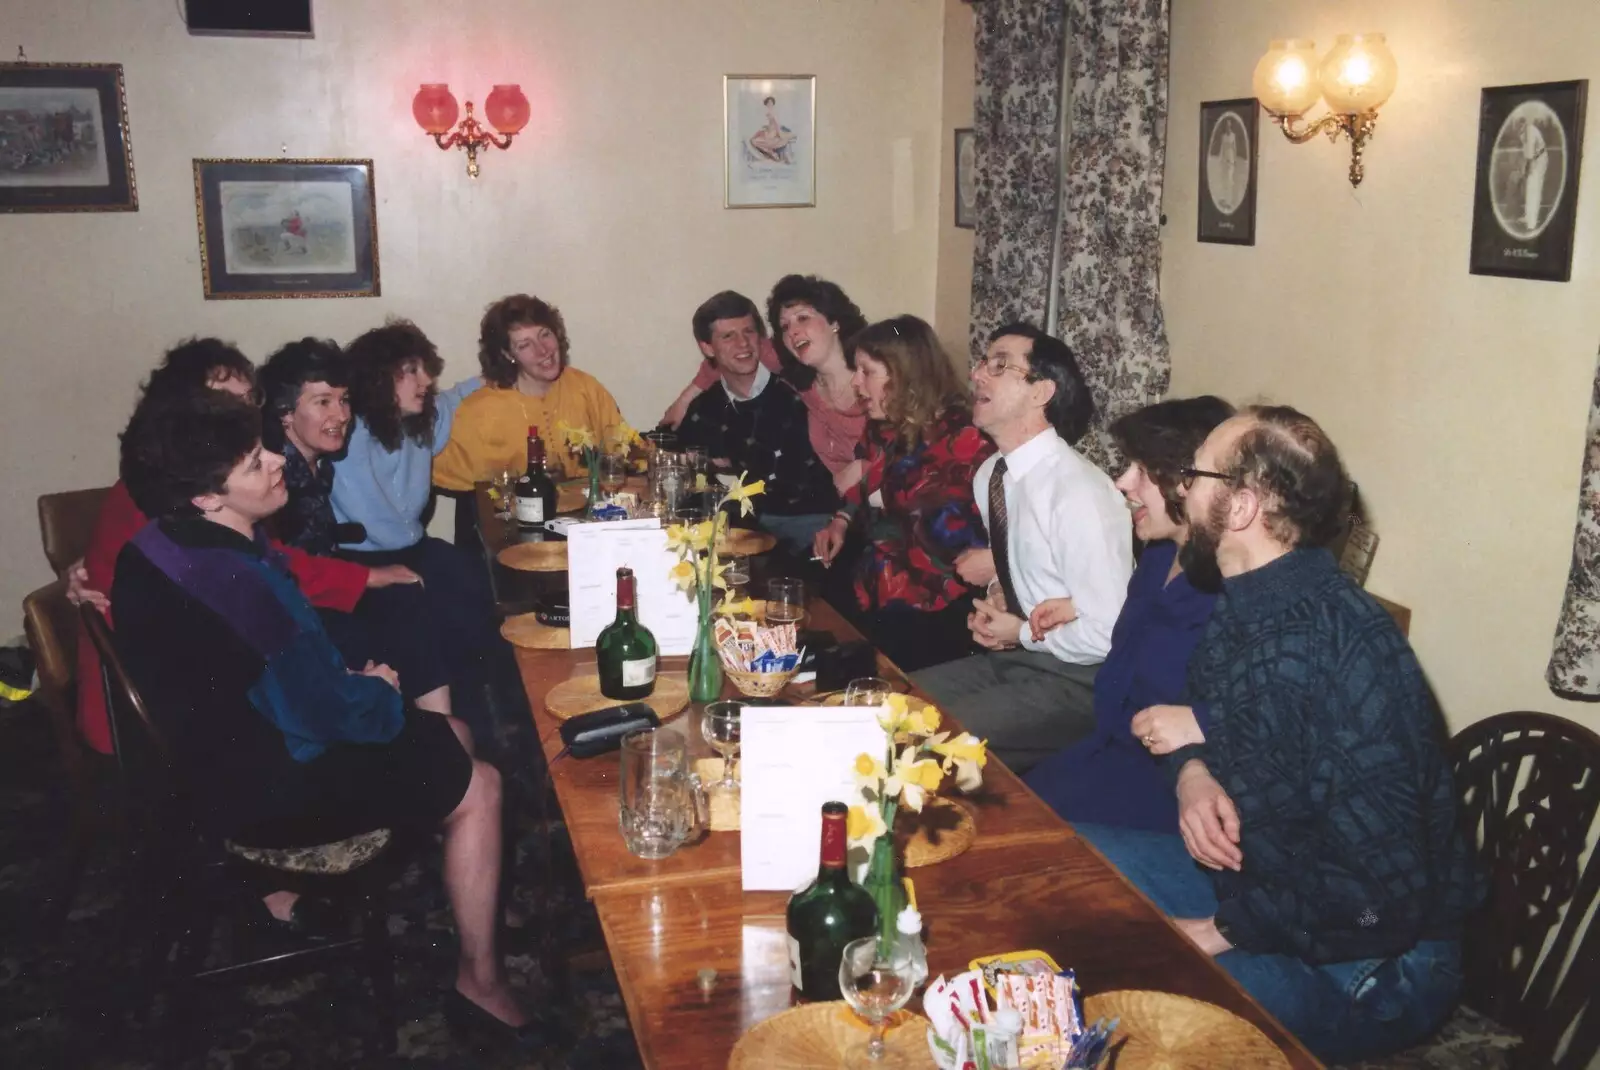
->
[434,294,626,492]
[811,315,995,671]
[662,274,870,495]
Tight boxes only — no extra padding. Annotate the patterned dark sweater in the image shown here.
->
[1175,548,1481,964]
[677,372,838,517]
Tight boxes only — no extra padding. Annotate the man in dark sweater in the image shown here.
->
[1080,405,1481,1064]
[676,290,837,553]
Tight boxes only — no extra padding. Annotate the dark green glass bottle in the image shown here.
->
[785,801,879,1001]
[597,567,657,700]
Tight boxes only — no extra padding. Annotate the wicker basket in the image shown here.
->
[724,665,799,698]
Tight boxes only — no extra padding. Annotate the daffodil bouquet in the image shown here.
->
[849,694,988,945]
[559,419,643,515]
[665,471,765,701]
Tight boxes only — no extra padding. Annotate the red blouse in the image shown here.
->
[842,407,996,613]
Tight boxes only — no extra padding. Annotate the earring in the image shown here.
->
[832,326,839,333]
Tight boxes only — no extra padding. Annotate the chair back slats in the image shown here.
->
[37,487,111,575]
[78,605,174,797]
[1449,710,1600,1070]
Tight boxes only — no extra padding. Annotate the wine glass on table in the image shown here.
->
[700,699,744,800]
[765,578,806,628]
[838,935,915,1065]
[490,465,519,520]
[599,453,628,500]
[844,676,893,708]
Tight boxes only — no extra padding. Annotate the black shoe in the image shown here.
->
[444,988,571,1052]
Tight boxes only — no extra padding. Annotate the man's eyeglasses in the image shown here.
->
[1179,466,1236,490]
[973,354,1035,379]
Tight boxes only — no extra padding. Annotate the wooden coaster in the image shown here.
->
[542,672,689,722]
[1080,991,1289,1070]
[497,541,569,572]
[728,1003,929,1070]
[898,796,976,868]
[499,613,569,650]
[717,528,777,556]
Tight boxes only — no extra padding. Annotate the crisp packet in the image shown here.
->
[969,950,1062,998]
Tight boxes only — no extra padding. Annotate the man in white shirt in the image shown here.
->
[912,324,1132,774]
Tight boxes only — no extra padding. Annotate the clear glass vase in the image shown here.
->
[688,594,722,703]
[585,452,603,519]
[862,815,904,949]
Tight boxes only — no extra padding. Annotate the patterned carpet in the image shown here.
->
[0,688,646,1070]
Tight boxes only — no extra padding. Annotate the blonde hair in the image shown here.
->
[847,315,969,450]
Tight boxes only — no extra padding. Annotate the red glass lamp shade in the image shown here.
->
[484,84,530,134]
[413,83,460,135]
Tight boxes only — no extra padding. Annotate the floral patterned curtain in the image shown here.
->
[968,0,1069,366]
[1053,0,1172,471]
[1547,344,1600,700]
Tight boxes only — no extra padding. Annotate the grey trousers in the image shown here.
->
[911,649,1098,776]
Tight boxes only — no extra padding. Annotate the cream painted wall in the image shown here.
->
[1,0,945,615]
[1163,0,1600,731]
[934,0,975,364]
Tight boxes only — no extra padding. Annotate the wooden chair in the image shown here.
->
[80,606,405,1059]
[37,486,111,575]
[1342,711,1600,1070]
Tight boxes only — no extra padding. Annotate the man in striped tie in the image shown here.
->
[911,324,1132,774]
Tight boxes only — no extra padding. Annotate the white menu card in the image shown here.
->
[739,706,886,891]
[565,519,698,656]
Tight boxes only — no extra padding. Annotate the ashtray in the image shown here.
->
[535,592,570,627]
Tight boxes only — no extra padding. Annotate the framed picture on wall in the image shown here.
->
[1197,98,1258,245]
[192,158,379,299]
[954,127,976,229]
[1469,80,1588,282]
[0,62,138,213]
[724,75,815,208]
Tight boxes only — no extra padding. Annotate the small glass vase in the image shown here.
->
[862,819,905,949]
[688,593,723,703]
[585,451,603,519]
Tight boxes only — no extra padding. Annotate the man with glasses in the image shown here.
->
[912,323,1132,774]
[1085,405,1480,1064]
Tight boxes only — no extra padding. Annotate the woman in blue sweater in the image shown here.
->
[1024,396,1234,834]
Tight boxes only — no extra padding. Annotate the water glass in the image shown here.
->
[650,461,689,516]
[618,729,697,860]
[845,676,893,707]
[700,700,744,797]
[766,578,806,626]
[839,935,915,1064]
[722,554,752,601]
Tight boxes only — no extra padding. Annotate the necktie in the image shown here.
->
[988,457,1021,615]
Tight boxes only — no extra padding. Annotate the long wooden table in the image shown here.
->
[486,487,1321,1069]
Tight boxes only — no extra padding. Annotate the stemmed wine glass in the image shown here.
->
[700,700,744,798]
[838,935,915,1065]
[844,676,893,707]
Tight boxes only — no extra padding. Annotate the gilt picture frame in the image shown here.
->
[0,62,138,213]
[192,157,379,299]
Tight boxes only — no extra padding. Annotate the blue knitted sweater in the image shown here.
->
[1175,548,1481,964]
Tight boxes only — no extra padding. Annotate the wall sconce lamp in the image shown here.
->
[411,83,529,178]
[1252,35,1398,187]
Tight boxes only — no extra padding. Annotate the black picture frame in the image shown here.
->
[1197,98,1258,245]
[1469,80,1588,282]
[0,62,138,213]
[192,158,379,300]
[954,127,975,229]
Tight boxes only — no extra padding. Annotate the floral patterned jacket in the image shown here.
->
[842,406,996,613]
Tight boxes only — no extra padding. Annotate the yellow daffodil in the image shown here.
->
[846,804,888,845]
[665,524,691,553]
[853,752,887,791]
[716,471,767,517]
[694,473,709,492]
[606,420,642,453]
[715,596,758,618]
[710,557,731,591]
[903,703,942,737]
[668,559,697,592]
[888,756,944,812]
[558,421,595,451]
[876,693,910,733]
[686,519,715,552]
[931,732,988,792]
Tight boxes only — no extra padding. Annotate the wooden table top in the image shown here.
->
[487,484,1321,1069]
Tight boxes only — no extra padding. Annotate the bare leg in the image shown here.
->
[263,889,299,922]
[442,759,524,1026]
[443,709,476,757]
[415,685,452,716]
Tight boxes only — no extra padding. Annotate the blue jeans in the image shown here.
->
[1075,823,1463,1064]
[756,512,833,556]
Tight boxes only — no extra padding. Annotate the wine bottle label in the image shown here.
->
[515,496,545,523]
[622,657,656,687]
[786,933,803,991]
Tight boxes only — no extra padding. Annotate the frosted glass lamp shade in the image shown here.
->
[1251,39,1322,117]
[413,84,459,134]
[1319,34,1398,114]
[484,84,530,134]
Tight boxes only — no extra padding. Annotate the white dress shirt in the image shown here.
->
[972,428,1132,665]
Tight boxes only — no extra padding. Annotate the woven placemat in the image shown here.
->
[814,691,932,711]
[542,672,688,722]
[728,1003,929,1070]
[497,541,569,572]
[717,528,777,556]
[556,481,588,514]
[694,758,740,831]
[499,613,569,650]
[898,796,975,868]
[1080,991,1289,1070]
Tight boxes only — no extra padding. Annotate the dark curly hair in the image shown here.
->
[258,337,346,451]
[1222,404,1348,548]
[846,315,969,450]
[121,391,263,520]
[144,337,256,405]
[478,294,570,388]
[344,319,444,452]
[1109,396,1235,523]
[765,274,867,389]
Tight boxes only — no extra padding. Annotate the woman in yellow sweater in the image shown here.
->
[434,294,626,495]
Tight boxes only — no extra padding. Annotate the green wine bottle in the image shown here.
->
[785,801,879,1001]
[597,567,658,700]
